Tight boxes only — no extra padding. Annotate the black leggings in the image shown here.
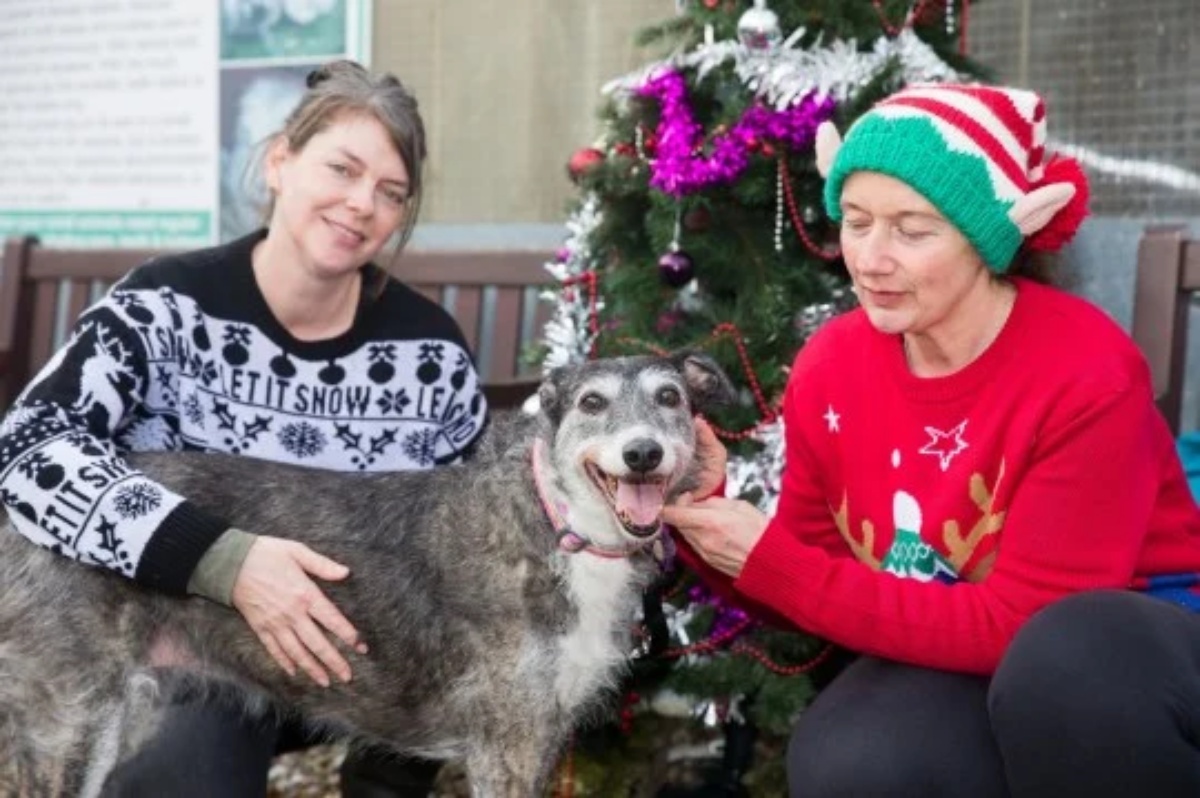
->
[101,703,440,797]
[787,591,1200,797]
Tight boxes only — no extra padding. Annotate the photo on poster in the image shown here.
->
[220,0,347,61]
[219,64,314,242]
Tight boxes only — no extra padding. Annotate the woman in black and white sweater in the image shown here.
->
[0,60,485,796]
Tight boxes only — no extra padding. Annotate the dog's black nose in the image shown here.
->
[623,439,663,473]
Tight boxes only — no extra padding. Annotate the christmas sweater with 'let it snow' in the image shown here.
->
[717,277,1200,675]
[0,230,488,595]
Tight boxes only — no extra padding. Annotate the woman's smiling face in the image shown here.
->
[265,111,411,280]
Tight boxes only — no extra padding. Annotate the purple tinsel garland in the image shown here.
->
[637,69,837,197]
[688,582,755,642]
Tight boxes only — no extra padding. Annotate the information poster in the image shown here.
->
[0,0,370,248]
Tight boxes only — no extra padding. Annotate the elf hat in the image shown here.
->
[815,83,1089,272]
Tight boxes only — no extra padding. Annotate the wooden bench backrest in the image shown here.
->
[1131,224,1200,436]
[0,236,554,410]
[393,250,555,404]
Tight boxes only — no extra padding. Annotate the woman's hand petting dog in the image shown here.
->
[663,495,769,579]
[664,416,769,578]
[231,537,367,687]
[690,416,728,500]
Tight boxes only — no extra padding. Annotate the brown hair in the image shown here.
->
[1004,246,1061,286]
[261,59,428,262]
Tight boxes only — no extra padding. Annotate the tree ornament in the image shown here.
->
[658,249,695,288]
[737,0,782,50]
[614,141,637,158]
[566,147,605,183]
[642,132,658,158]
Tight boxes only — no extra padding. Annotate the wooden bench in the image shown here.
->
[0,236,554,412]
[1131,224,1200,436]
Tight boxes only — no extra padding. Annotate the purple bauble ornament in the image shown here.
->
[658,249,695,288]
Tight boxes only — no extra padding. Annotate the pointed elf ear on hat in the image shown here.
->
[1008,184,1075,237]
[815,121,842,178]
[1016,154,1091,252]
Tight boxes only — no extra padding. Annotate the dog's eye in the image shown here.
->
[579,393,608,414]
[656,386,682,408]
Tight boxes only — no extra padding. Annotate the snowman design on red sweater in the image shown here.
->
[880,491,959,583]
[828,401,1008,584]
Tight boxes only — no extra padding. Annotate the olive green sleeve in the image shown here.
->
[186,527,257,606]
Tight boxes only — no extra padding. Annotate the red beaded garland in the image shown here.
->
[871,0,935,36]
[779,157,841,262]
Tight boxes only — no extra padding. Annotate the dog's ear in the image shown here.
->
[537,367,568,426]
[669,351,736,413]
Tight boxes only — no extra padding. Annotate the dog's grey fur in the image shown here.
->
[0,353,733,797]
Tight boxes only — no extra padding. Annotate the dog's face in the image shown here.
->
[537,352,734,542]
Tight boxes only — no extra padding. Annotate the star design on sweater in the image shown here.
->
[824,405,841,433]
[919,420,969,472]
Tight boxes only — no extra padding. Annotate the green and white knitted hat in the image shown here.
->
[816,83,1090,272]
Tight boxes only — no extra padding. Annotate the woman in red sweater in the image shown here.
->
[664,83,1200,797]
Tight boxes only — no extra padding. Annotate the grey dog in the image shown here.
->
[0,352,734,797]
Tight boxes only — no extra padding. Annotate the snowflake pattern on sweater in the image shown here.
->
[0,231,488,593]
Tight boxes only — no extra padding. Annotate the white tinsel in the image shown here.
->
[795,284,857,342]
[540,194,604,372]
[603,28,963,113]
[726,418,787,515]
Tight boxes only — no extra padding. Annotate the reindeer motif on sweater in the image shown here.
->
[73,325,141,432]
[833,461,1006,584]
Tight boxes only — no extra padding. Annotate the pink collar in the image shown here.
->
[530,438,664,559]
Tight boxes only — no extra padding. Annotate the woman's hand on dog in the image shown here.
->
[663,494,768,579]
[231,537,368,687]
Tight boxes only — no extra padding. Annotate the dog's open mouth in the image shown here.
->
[586,463,666,537]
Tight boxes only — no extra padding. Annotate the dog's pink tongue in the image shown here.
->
[616,481,665,527]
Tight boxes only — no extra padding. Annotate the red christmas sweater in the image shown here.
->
[710,278,1200,675]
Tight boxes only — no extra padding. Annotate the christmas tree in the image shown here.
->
[538,2,988,794]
